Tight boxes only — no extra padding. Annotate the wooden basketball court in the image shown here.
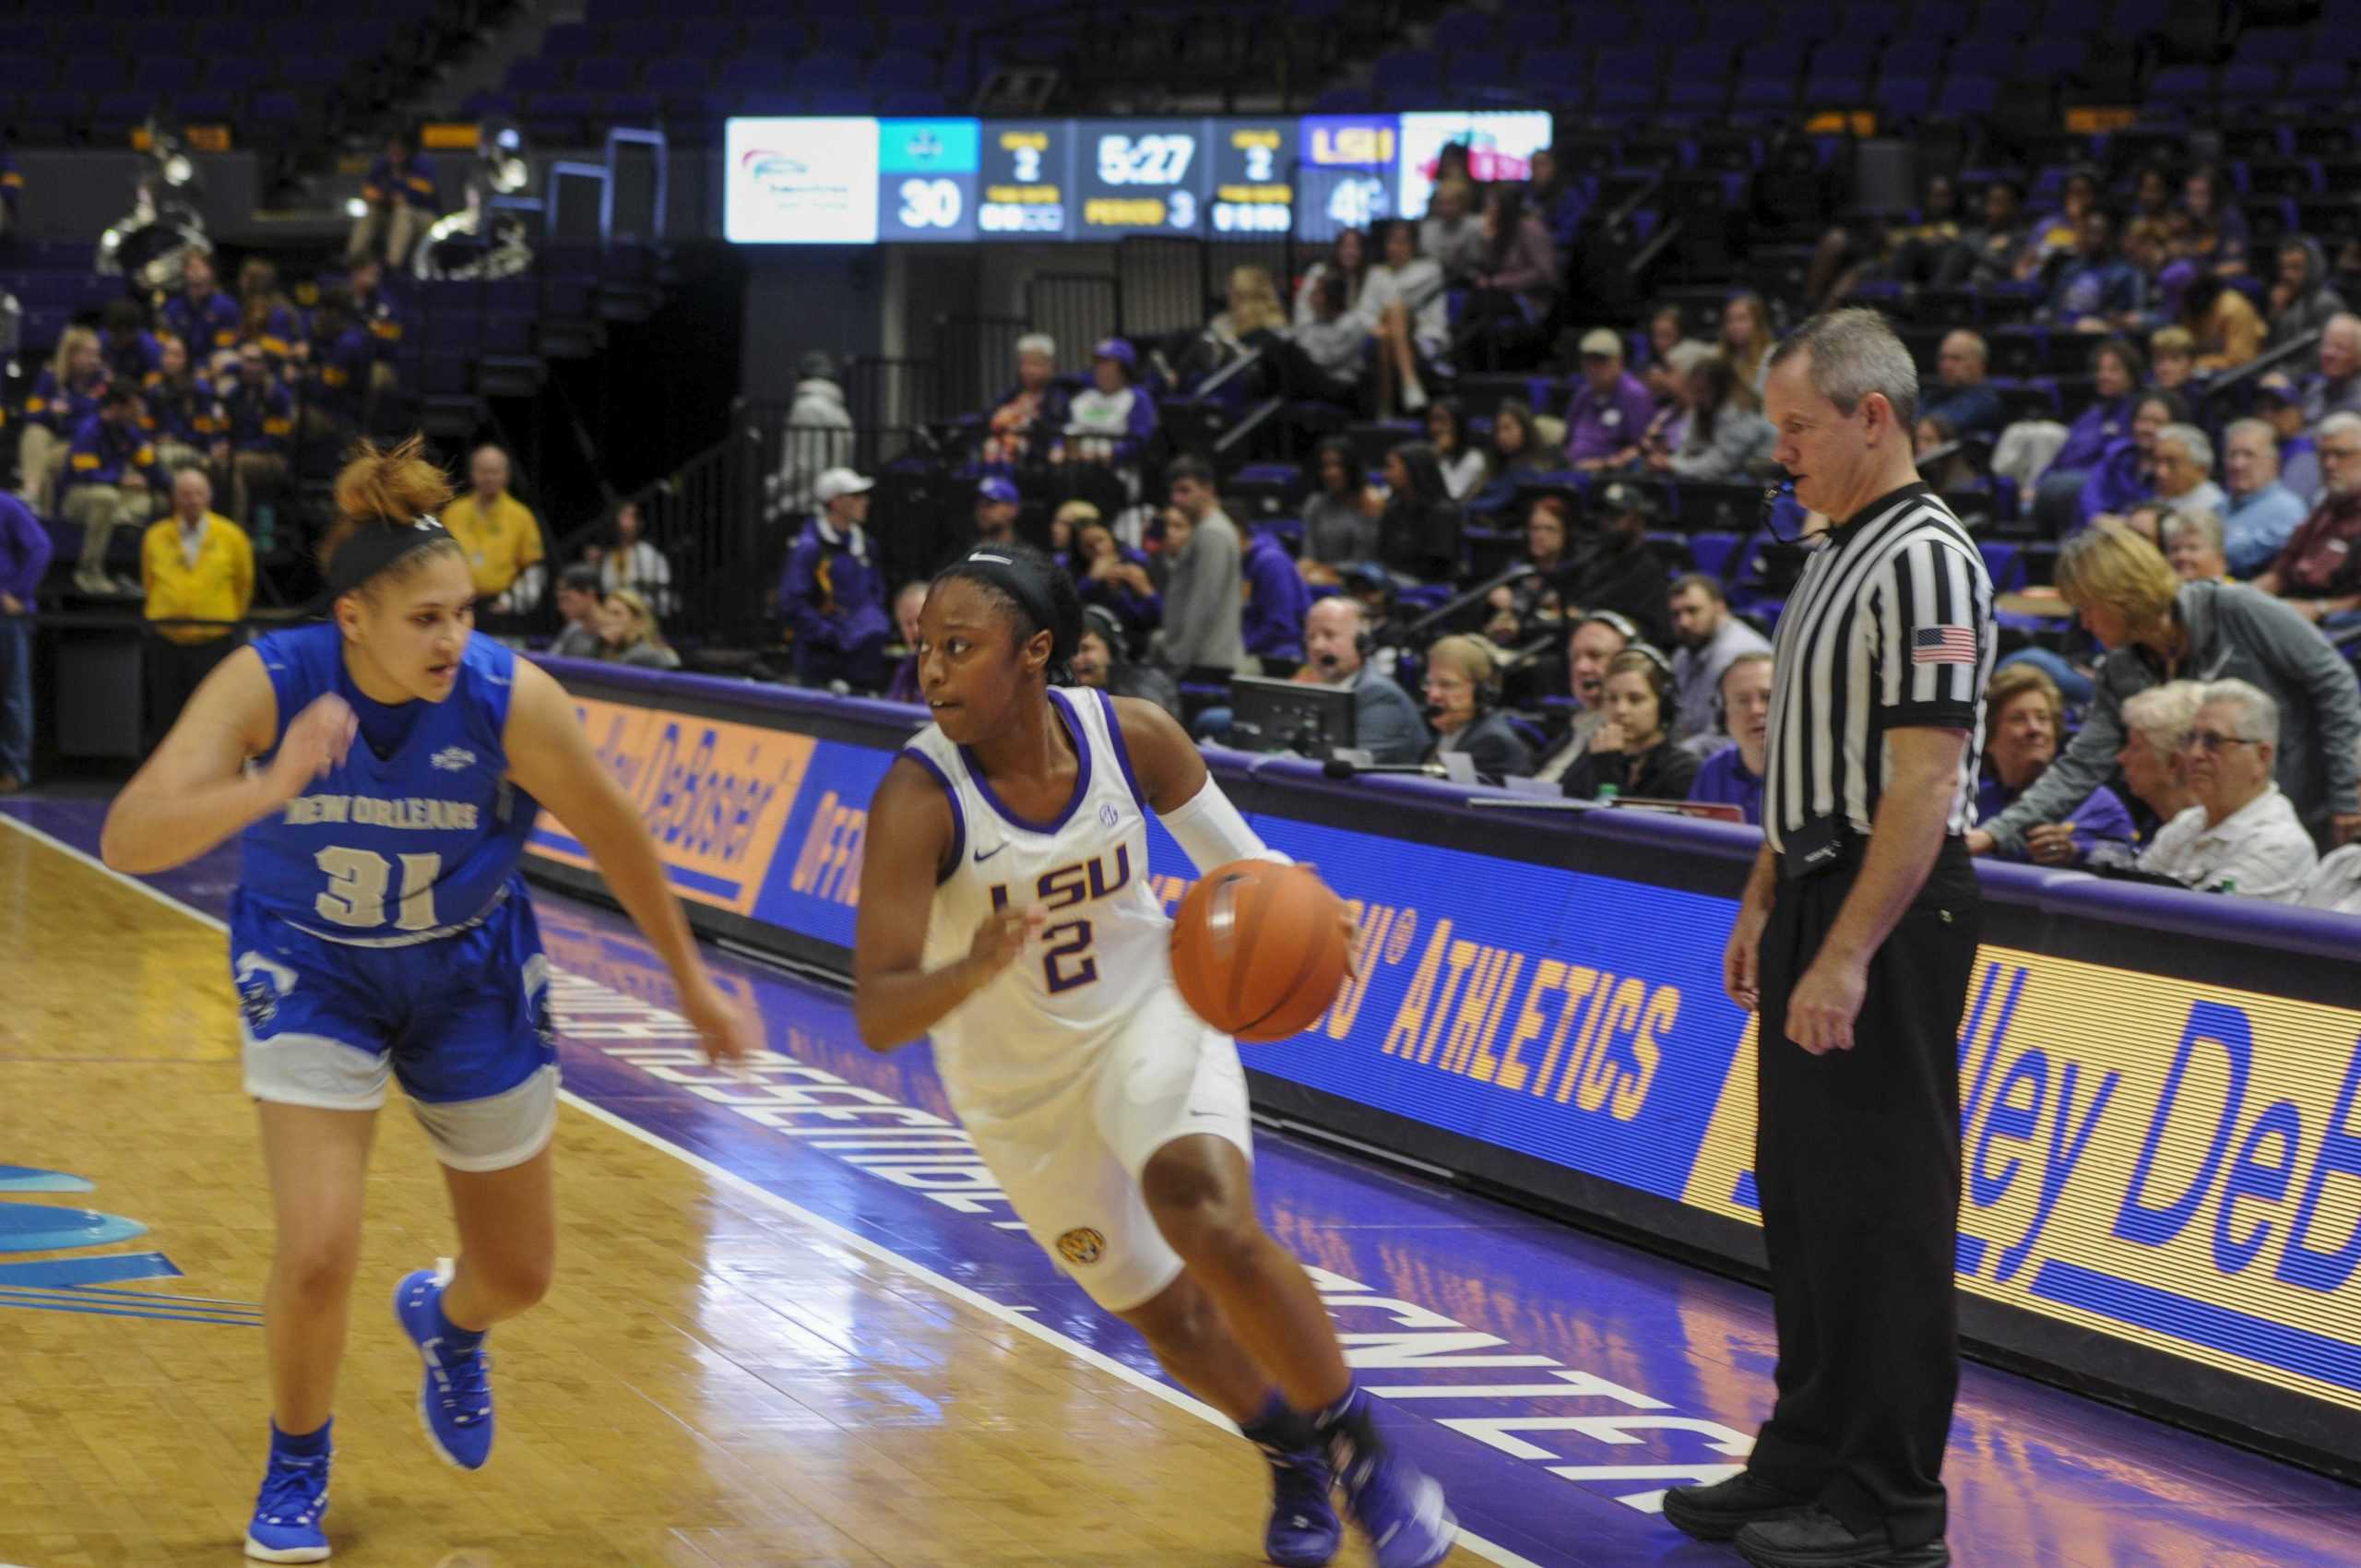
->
[0,817,1462,1568]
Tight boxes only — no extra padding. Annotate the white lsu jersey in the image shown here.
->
[901,688,1182,1129]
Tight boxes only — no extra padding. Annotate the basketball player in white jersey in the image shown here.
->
[855,545,1456,1568]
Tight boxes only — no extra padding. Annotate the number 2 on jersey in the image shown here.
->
[314,847,442,931]
[1042,920,1096,992]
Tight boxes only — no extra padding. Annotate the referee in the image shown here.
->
[1664,310,1993,1568]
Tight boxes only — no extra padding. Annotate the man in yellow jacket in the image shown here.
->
[442,443,547,613]
[141,467,254,745]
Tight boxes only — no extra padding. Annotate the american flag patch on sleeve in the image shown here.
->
[1912,625,1978,664]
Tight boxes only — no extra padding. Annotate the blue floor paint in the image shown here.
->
[7,796,2360,1568]
[0,1164,96,1193]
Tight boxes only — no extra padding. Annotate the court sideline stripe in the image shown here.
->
[0,809,1546,1568]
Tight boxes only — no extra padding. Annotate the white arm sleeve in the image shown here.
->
[1158,774,1289,873]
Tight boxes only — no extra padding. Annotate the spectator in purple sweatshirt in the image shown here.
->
[884,580,929,706]
[1241,524,1311,669]
[1565,328,1657,470]
[0,492,53,791]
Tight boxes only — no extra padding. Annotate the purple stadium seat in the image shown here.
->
[869,52,940,92]
[1736,74,1799,112]
[1430,8,1493,51]
[1669,42,1731,81]
[1499,12,1564,48]
[53,21,114,55]
[541,21,600,57]
[170,89,232,123]
[0,21,46,54]
[1833,1,1902,40]
[804,85,870,113]
[1370,50,1437,98]
[2041,0,2106,30]
[806,14,873,53]
[2018,36,2086,76]
[1802,72,1869,103]
[459,89,517,119]
[1936,75,1998,117]
[644,57,710,95]
[131,56,184,94]
[2146,64,2213,102]
[1948,39,2012,77]
[1811,36,1876,76]
[2219,63,2281,98]
[675,18,738,54]
[192,21,256,55]
[1975,0,2042,34]
[1880,38,1946,77]
[0,58,52,94]
[1452,48,1509,88]
[534,89,600,119]
[2108,0,2167,32]
[277,55,349,89]
[21,89,88,129]
[716,57,782,95]
[1630,4,1702,44]
[505,56,567,93]
[789,49,864,87]
[1521,47,1583,89]
[250,91,303,128]
[1666,77,1728,112]
[92,91,151,133]
[2236,30,2306,65]
[573,57,638,94]
[2284,60,2351,99]
[740,19,803,56]
[59,57,115,92]
[1874,75,1935,117]
[608,19,675,57]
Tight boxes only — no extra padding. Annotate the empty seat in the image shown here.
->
[573,57,638,93]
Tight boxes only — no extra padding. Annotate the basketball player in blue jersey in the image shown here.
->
[101,438,761,1562]
[854,545,1456,1568]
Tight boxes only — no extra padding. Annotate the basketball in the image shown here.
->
[1169,860,1348,1042]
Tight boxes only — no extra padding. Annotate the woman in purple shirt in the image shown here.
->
[1974,663,2134,864]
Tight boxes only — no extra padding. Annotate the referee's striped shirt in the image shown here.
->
[1762,482,1995,859]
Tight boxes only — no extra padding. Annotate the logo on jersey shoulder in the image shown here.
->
[432,746,477,772]
[973,842,1006,863]
[1055,1227,1106,1265]
[233,951,299,1033]
[1097,802,1121,829]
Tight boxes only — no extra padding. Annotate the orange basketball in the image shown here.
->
[1169,860,1348,1043]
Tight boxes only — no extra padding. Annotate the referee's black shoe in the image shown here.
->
[1734,1506,1950,1567]
[1660,1471,1810,1540]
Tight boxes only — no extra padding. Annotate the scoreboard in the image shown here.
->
[725,111,1548,246]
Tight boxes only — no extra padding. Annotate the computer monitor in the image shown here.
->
[1228,675,1357,757]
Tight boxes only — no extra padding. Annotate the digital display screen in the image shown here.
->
[978,120,1072,237]
[721,110,1548,244]
[1077,118,1209,236]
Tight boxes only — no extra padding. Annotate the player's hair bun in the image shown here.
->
[332,435,455,529]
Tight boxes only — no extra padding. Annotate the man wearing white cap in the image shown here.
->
[1566,328,1656,471]
[780,467,891,691]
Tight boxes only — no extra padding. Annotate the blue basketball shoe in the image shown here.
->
[243,1446,330,1562]
[1261,1442,1343,1567]
[393,1261,494,1469]
[1320,1389,1456,1568]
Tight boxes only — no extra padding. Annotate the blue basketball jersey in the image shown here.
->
[240,623,540,944]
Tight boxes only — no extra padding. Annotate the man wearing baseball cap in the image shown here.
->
[780,467,890,691]
[1566,328,1655,472]
[2257,372,2322,503]
[1057,337,1158,469]
[973,475,1020,547]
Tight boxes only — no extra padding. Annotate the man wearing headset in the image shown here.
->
[1529,609,1637,783]
[1293,596,1430,764]
[1688,650,1775,824]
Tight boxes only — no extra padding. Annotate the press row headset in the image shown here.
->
[1617,642,1679,711]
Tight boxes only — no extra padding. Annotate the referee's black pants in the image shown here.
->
[1748,837,1979,1550]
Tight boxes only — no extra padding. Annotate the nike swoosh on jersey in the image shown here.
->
[973,843,1006,862]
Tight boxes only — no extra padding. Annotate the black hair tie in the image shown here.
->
[327,516,452,598]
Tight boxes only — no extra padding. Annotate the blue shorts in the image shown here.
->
[230,885,561,1170]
